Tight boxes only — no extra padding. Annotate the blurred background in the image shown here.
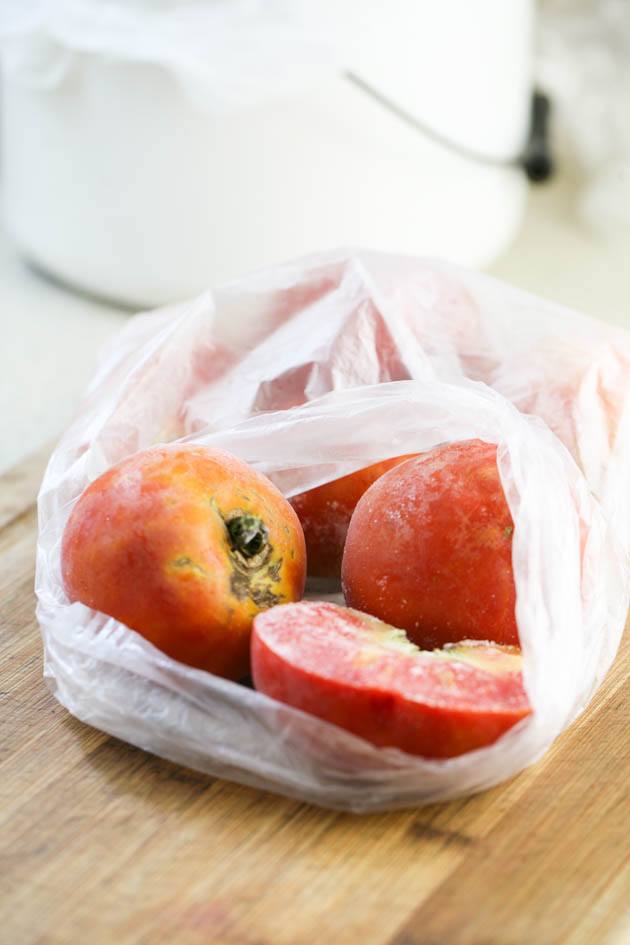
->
[1,0,629,475]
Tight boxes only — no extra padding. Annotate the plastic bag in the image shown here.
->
[36,250,630,812]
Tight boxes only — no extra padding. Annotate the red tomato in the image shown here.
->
[62,445,306,680]
[252,601,530,758]
[290,455,417,579]
[341,440,517,648]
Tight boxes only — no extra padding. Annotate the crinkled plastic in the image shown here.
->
[36,250,630,811]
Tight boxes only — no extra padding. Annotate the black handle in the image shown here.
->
[521,91,554,183]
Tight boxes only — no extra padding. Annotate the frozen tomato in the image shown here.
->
[290,455,417,579]
[252,601,530,758]
[62,445,306,679]
[341,439,518,648]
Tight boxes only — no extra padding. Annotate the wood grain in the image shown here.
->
[0,449,628,945]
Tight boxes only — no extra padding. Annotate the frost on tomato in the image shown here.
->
[290,455,417,579]
[341,439,518,648]
[252,601,530,758]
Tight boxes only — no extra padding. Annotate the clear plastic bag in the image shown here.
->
[36,250,630,811]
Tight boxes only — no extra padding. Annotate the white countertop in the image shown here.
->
[491,163,630,330]
[1,165,629,476]
[0,231,128,475]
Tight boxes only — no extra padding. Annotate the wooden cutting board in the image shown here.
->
[1,446,629,945]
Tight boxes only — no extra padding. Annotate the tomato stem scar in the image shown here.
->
[227,514,269,559]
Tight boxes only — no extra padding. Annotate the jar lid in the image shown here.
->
[0,0,341,109]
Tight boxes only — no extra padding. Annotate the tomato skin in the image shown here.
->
[341,440,518,648]
[290,456,417,579]
[61,445,306,680]
[251,601,530,759]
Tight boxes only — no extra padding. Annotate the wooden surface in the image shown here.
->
[1,446,629,945]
